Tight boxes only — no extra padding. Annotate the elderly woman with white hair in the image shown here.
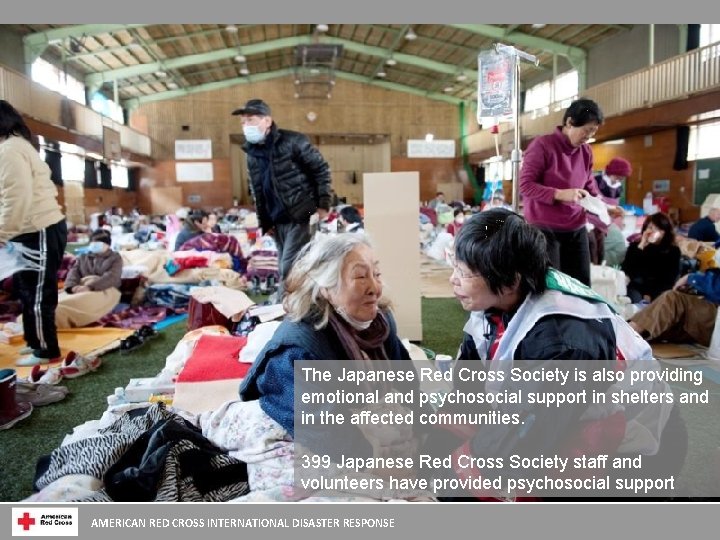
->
[240,233,412,439]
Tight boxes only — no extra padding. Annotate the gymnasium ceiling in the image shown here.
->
[8,23,634,108]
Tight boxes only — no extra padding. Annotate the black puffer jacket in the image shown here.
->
[243,124,331,232]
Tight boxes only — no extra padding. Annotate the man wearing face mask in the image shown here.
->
[53,229,122,329]
[233,99,332,300]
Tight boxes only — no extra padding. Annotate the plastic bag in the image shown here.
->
[0,242,44,280]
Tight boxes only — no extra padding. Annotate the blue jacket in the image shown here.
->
[688,268,720,304]
[239,311,411,440]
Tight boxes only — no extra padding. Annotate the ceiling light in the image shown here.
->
[425,133,434,142]
[225,25,239,33]
[456,73,468,82]
[443,86,454,93]
[154,70,167,78]
[385,57,397,66]
[376,71,386,78]
[316,24,329,33]
[239,67,250,75]
[166,82,178,89]
[531,24,546,29]
[310,68,320,75]
[405,28,417,41]
[294,79,301,85]
[234,55,246,63]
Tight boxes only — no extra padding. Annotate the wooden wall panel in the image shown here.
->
[391,157,467,204]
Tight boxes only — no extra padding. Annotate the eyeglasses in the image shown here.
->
[448,255,481,280]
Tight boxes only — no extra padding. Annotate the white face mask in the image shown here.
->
[455,215,465,224]
[335,306,373,331]
[243,125,266,144]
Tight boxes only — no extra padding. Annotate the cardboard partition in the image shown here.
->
[363,172,422,341]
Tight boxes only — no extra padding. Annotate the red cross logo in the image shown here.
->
[17,512,35,531]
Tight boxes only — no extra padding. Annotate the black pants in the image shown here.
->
[274,221,311,298]
[12,220,67,359]
[540,226,591,286]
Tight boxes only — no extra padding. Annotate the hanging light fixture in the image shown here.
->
[234,54,246,63]
[316,24,329,33]
[456,73,468,82]
[405,27,417,41]
[385,57,397,66]
[376,71,387,78]
[225,25,239,33]
[239,67,250,76]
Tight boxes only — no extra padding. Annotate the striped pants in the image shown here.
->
[12,220,67,359]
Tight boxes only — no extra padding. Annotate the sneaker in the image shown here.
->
[26,364,63,385]
[59,352,102,379]
[15,354,61,367]
[18,346,33,355]
[16,382,68,407]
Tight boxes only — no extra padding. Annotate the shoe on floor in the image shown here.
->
[0,368,33,430]
[16,381,68,407]
[15,354,61,367]
[59,351,102,379]
[18,346,33,355]
[25,364,64,385]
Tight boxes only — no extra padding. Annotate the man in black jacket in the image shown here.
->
[233,99,331,297]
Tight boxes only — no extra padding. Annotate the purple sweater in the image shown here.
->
[519,127,599,231]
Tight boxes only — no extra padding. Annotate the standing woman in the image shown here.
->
[0,100,67,366]
[520,98,618,286]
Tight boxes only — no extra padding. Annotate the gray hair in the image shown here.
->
[283,232,386,329]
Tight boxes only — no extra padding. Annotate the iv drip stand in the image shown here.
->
[494,43,539,212]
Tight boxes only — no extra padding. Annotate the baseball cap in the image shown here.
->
[231,99,272,116]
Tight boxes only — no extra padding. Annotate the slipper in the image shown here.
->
[120,334,145,355]
[136,324,158,341]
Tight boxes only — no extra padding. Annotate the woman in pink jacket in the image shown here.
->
[520,98,620,286]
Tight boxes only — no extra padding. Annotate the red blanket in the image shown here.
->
[176,334,250,382]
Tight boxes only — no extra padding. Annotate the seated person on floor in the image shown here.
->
[56,229,122,329]
[687,206,720,243]
[239,233,419,467]
[174,209,208,251]
[205,211,222,234]
[621,212,681,303]
[430,208,685,499]
[629,266,720,348]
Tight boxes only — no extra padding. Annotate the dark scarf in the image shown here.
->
[327,309,390,361]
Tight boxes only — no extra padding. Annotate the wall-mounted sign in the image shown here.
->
[187,194,202,204]
[175,139,212,160]
[653,179,670,193]
[407,139,456,158]
[176,162,214,182]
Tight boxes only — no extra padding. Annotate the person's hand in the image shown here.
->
[554,188,589,203]
[673,274,690,291]
[72,285,90,293]
[607,206,624,218]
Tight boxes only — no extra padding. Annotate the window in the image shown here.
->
[31,58,86,105]
[700,24,720,46]
[688,115,720,161]
[90,92,125,124]
[523,70,579,116]
[553,70,579,110]
[110,162,129,188]
[523,80,550,115]
[57,142,85,182]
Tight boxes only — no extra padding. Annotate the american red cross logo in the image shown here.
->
[17,512,35,531]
